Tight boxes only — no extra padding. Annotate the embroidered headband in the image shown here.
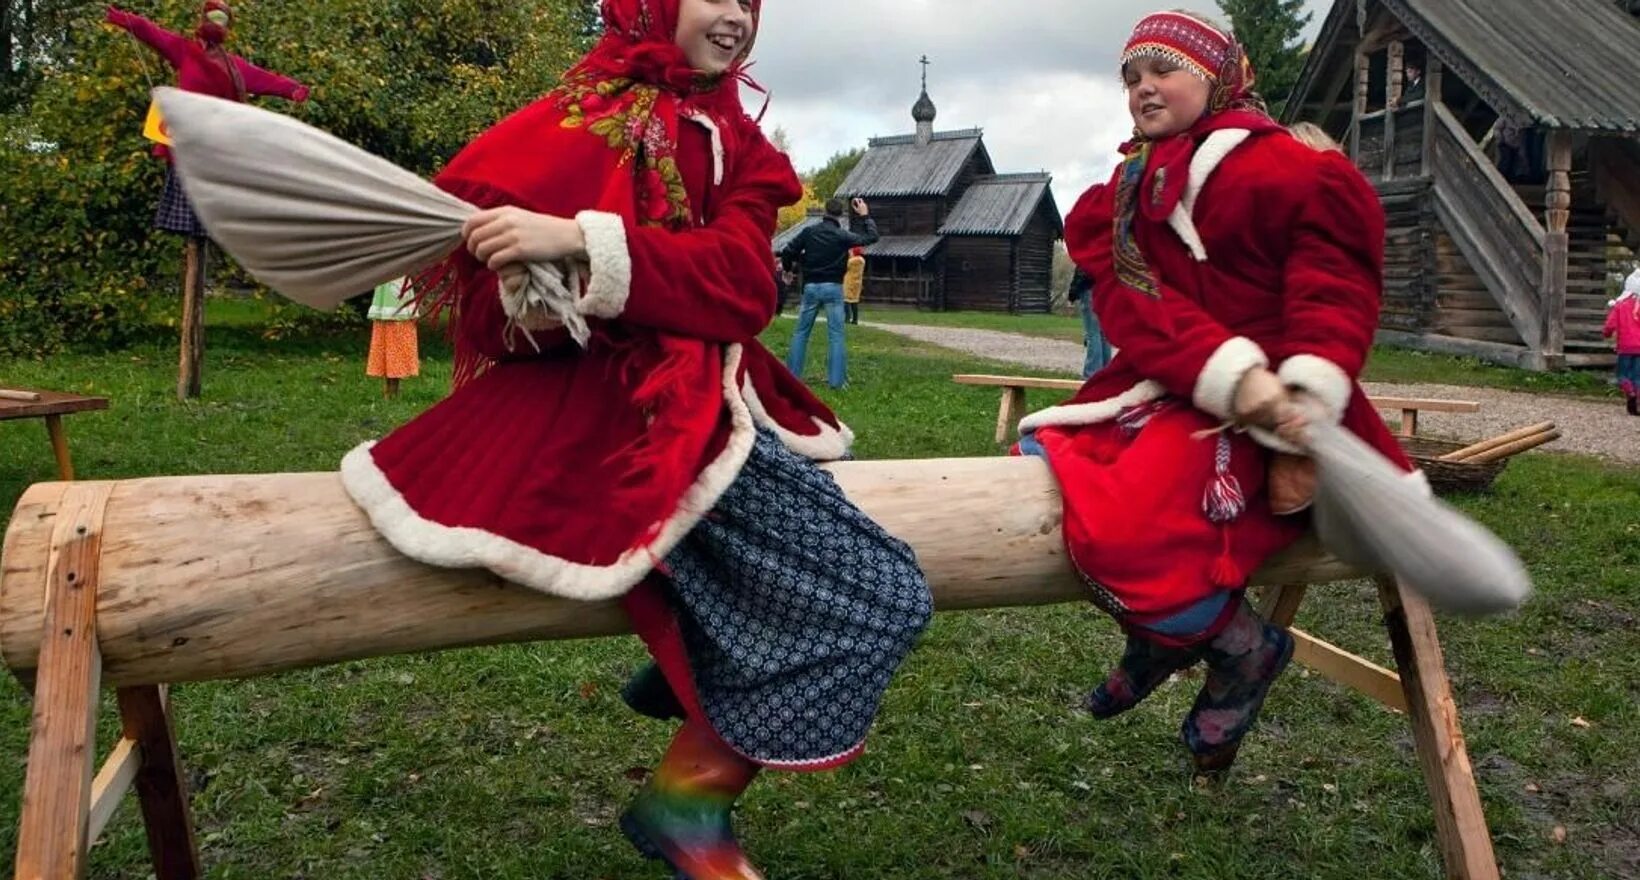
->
[1120,11,1232,82]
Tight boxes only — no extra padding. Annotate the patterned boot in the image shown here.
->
[620,721,764,880]
[1180,602,1294,776]
[1086,633,1204,719]
[622,662,687,721]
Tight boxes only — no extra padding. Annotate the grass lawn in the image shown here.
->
[860,306,1616,398]
[0,314,1635,879]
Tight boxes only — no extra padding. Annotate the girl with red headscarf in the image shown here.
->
[1018,10,1412,776]
[106,2,309,237]
[338,1,932,876]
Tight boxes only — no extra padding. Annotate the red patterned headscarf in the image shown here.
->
[1111,11,1275,298]
[433,0,762,231]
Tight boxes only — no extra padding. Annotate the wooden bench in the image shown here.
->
[953,373,1482,444]
[0,389,108,481]
[2,460,1499,880]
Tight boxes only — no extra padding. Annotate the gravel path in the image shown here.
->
[866,321,1640,465]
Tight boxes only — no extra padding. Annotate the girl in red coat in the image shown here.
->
[1018,10,1412,775]
[339,1,932,877]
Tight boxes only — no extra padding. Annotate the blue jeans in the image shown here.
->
[1077,295,1114,379]
[787,282,847,388]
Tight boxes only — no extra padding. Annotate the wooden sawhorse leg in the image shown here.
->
[13,483,201,880]
[1378,575,1499,880]
[1259,579,1493,877]
[1258,583,1409,712]
[116,686,201,879]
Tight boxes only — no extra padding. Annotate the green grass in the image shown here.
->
[856,307,1618,398]
[0,317,1635,879]
[1360,347,1614,398]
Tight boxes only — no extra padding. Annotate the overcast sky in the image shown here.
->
[745,1,1332,214]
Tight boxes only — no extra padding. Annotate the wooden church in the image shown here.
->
[776,64,1064,313]
[1285,0,1640,370]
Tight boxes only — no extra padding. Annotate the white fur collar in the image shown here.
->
[1166,128,1253,262]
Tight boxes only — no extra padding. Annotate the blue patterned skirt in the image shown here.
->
[154,165,208,238]
[658,429,932,768]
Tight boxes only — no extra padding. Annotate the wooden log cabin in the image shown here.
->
[812,69,1063,313]
[1285,0,1640,371]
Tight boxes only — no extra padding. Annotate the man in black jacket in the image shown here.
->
[779,197,879,388]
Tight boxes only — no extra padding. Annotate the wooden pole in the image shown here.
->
[1421,57,1443,176]
[1438,422,1557,462]
[1384,40,1403,181]
[1351,48,1370,160]
[0,461,1361,688]
[1539,132,1573,372]
[177,238,207,401]
[1463,429,1561,465]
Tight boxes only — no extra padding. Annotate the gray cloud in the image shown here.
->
[744,1,1332,214]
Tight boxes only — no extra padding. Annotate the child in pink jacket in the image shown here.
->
[1605,269,1640,416]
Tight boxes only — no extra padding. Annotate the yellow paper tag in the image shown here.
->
[142,100,172,146]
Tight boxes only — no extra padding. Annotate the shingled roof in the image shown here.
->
[1290,0,1640,133]
[835,129,992,198]
[772,211,825,254]
[864,235,945,259]
[938,173,1064,237]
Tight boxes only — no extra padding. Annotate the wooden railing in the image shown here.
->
[1427,102,1545,349]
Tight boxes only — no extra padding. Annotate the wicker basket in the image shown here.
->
[1397,436,1508,495]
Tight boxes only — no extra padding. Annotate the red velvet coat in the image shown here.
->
[1024,128,1411,630]
[341,110,847,602]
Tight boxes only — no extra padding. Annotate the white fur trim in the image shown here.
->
[739,376,855,461]
[1278,354,1353,423]
[1166,128,1252,263]
[1017,380,1167,435]
[684,111,725,187]
[574,211,631,319]
[340,345,757,601]
[1192,336,1269,422]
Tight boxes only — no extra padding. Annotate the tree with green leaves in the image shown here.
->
[0,0,597,355]
[1216,0,1312,114]
[808,147,863,202]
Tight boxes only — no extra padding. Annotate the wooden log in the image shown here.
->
[1439,423,1556,462]
[1,462,1361,689]
[1464,430,1561,465]
[0,389,43,402]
